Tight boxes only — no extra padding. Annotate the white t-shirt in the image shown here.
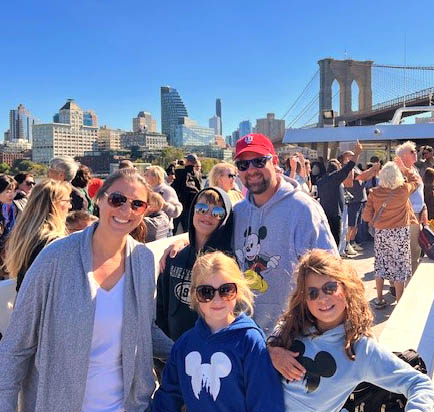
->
[82,274,125,412]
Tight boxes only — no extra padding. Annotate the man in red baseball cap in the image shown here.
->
[232,133,337,382]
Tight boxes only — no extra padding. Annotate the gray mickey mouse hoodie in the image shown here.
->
[233,177,337,335]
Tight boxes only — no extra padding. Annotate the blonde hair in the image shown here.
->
[395,140,416,157]
[148,191,165,210]
[190,251,254,318]
[275,249,373,360]
[5,179,71,279]
[208,162,235,188]
[379,161,405,189]
[145,166,165,186]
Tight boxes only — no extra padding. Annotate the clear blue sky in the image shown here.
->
[2,0,434,139]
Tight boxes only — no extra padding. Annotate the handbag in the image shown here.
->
[418,224,434,260]
[368,191,396,237]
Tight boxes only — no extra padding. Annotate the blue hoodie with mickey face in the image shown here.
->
[152,313,284,412]
[281,325,434,411]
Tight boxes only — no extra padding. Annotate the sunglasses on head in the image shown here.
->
[194,203,226,220]
[235,155,272,172]
[25,181,35,187]
[196,283,237,303]
[307,281,340,301]
[104,192,148,214]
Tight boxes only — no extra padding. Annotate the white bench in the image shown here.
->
[0,234,188,340]
[379,259,434,378]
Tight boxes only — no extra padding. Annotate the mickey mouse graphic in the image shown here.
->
[235,226,281,293]
[288,340,337,393]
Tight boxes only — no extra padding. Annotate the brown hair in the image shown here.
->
[274,249,373,360]
[196,189,222,206]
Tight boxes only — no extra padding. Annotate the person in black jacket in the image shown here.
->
[156,187,234,342]
[171,153,203,233]
[317,142,362,248]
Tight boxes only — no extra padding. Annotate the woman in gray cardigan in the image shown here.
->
[0,168,173,412]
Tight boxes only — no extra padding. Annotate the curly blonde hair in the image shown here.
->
[275,249,373,360]
[190,251,254,318]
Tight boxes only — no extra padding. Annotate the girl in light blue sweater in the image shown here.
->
[269,249,434,412]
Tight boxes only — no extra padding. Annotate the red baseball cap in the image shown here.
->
[234,133,276,159]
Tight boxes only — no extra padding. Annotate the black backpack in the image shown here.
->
[341,349,427,412]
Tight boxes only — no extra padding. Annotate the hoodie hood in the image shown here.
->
[195,313,264,342]
[188,186,234,254]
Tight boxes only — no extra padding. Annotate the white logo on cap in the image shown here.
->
[244,135,253,144]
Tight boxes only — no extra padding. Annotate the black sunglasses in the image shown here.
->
[25,181,35,187]
[227,173,237,179]
[307,281,340,301]
[235,155,272,172]
[196,283,237,303]
[104,192,148,215]
[194,203,226,220]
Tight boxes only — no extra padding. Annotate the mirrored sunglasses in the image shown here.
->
[196,283,237,303]
[104,191,148,215]
[235,155,272,172]
[194,203,226,220]
[307,281,340,301]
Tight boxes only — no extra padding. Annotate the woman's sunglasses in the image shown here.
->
[235,155,272,172]
[25,181,35,187]
[194,203,226,220]
[227,173,237,179]
[104,191,148,215]
[307,281,340,301]
[196,283,237,303]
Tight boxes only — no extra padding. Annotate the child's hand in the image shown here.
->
[159,239,189,272]
[268,346,306,381]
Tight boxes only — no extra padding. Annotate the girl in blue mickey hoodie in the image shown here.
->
[152,251,284,412]
[268,248,434,412]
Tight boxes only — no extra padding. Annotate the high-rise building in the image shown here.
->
[161,86,188,145]
[208,115,222,135]
[174,117,215,147]
[133,111,156,133]
[97,126,123,151]
[120,131,168,150]
[231,130,240,146]
[32,99,98,164]
[216,98,222,135]
[239,120,252,138]
[83,110,98,127]
[8,104,39,142]
[255,113,285,142]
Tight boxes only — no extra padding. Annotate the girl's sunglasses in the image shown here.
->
[235,155,272,172]
[196,283,237,303]
[194,203,226,220]
[104,191,148,215]
[307,281,340,301]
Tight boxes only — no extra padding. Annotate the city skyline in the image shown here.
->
[2,0,434,140]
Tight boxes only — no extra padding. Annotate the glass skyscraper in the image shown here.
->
[161,86,188,145]
[174,118,215,146]
[239,120,252,138]
[8,104,39,142]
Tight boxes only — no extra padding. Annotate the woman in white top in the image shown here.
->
[0,168,172,412]
[208,162,244,205]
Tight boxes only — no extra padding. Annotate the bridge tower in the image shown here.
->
[318,58,373,125]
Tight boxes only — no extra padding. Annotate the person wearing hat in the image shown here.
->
[171,153,203,233]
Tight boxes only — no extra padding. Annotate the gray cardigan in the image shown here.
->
[0,223,173,412]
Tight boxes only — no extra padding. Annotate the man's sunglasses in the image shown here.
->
[307,281,340,301]
[25,181,35,187]
[194,203,226,220]
[196,283,237,303]
[104,192,148,214]
[235,155,272,172]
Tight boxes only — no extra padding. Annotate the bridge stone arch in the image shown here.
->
[318,58,373,125]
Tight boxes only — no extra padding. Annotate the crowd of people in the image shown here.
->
[0,134,433,411]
